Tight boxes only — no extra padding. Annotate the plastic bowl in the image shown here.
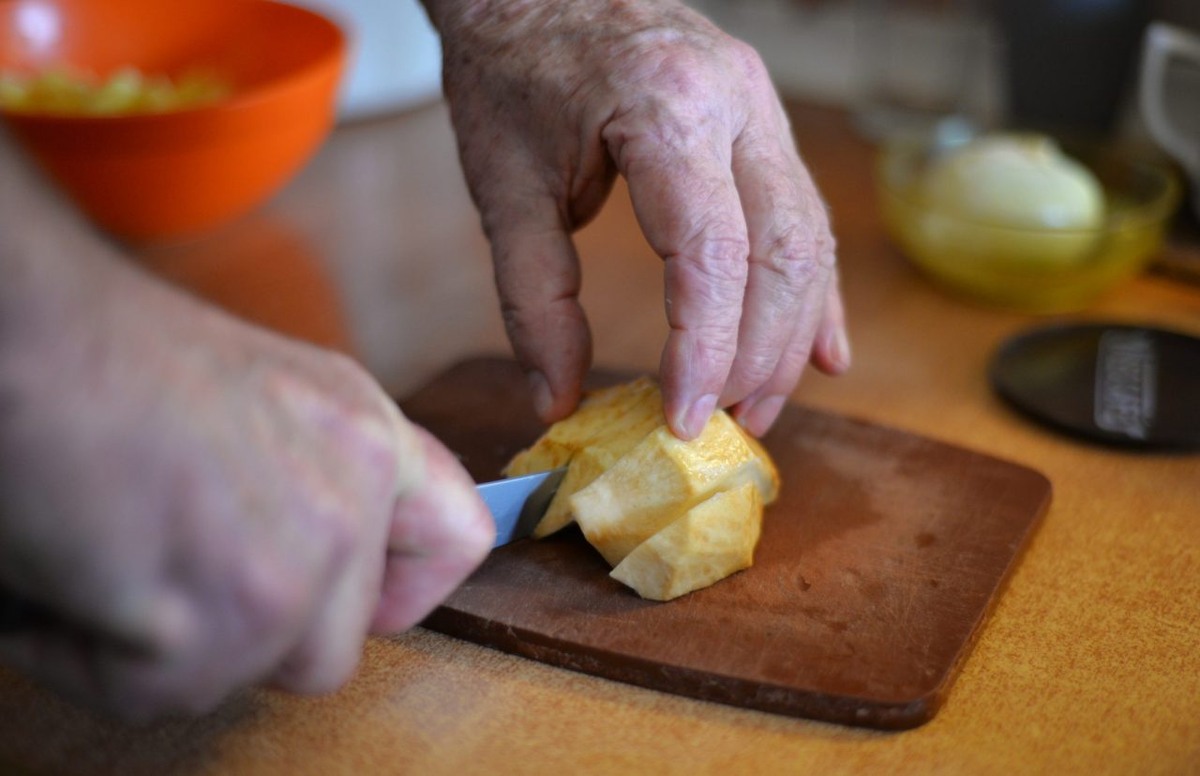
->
[0,0,346,242]
[878,127,1182,312]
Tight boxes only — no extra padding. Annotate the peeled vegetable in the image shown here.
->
[504,378,779,601]
[569,411,775,566]
[923,133,1104,230]
[504,377,665,538]
[610,482,763,602]
[0,66,230,115]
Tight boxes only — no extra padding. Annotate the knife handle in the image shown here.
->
[0,590,156,659]
[0,589,55,634]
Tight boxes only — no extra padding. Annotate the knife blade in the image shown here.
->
[478,467,567,548]
[0,468,567,635]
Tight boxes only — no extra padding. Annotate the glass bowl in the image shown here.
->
[878,127,1182,312]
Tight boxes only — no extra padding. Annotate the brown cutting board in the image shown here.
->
[401,357,1051,730]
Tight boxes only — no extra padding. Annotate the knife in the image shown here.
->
[0,468,567,635]
[478,467,567,548]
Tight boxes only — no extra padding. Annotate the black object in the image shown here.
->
[0,590,54,634]
[997,0,1151,138]
[990,322,1200,451]
[0,590,151,657]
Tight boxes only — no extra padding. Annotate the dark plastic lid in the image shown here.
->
[989,322,1200,451]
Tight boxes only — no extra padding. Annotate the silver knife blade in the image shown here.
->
[477,467,567,548]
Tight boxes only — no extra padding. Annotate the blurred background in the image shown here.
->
[281,0,1200,297]
[312,0,1198,139]
[5,0,1195,297]
[686,0,1200,286]
[688,0,1198,143]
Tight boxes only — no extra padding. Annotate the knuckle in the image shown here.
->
[258,355,394,458]
[235,558,313,637]
[643,32,769,97]
[683,233,751,286]
[814,219,838,265]
[639,46,709,101]
[665,238,749,332]
[728,38,771,84]
[309,364,403,491]
[616,53,730,139]
[757,222,834,288]
[696,238,748,286]
[338,407,402,487]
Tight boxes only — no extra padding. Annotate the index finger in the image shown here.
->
[370,426,493,634]
[607,121,750,441]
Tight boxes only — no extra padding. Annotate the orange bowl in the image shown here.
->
[0,0,346,241]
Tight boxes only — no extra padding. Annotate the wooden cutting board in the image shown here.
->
[400,357,1051,730]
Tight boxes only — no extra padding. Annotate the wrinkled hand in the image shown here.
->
[0,257,493,720]
[426,0,850,438]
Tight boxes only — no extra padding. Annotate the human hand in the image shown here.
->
[424,0,850,439]
[0,256,493,720]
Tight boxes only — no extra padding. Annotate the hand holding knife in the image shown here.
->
[0,468,566,635]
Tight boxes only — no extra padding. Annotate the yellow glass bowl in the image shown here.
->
[878,130,1181,312]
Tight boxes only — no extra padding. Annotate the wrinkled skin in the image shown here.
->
[0,137,493,720]
[424,0,850,439]
[0,0,850,721]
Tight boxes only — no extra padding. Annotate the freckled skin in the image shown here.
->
[422,0,851,440]
[0,0,851,719]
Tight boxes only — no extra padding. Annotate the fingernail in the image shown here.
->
[677,393,718,440]
[738,395,787,437]
[527,370,553,420]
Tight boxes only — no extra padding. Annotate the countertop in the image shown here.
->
[1,98,1197,775]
